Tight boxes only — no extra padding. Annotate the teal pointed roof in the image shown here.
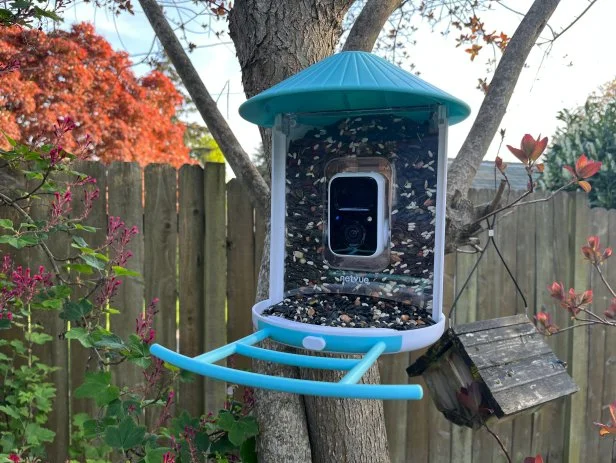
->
[239,51,470,127]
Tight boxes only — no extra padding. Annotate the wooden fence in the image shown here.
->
[1,161,615,462]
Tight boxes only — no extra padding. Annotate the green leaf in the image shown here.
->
[217,412,259,447]
[3,132,17,146]
[24,423,55,445]
[91,331,125,351]
[0,235,23,249]
[145,444,171,463]
[80,254,106,271]
[33,5,62,21]
[74,371,120,406]
[40,298,63,310]
[216,411,236,432]
[65,327,93,348]
[25,331,53,344]
[64,263,93,274]
[74,223,97,233]
[0,219,13,230]
[104,417,146,450]
[112,266,141,278]
[240,436,257,463]
[0,404,21,420]
[60,298,93,322]
[72,235,88,248]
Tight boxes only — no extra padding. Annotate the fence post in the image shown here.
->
[565,191,591,462]
[178,164,206,416]
[226,179,256,377]
[203,162,227,413]
[70,161,107,423]
[144,163,178,425]
[107,162,145,390]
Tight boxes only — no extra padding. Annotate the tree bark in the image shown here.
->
[445,0,561,251]
[343,0,402,52]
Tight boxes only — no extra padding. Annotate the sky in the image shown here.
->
[66,0,616,164]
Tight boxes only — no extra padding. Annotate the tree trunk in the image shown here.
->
[229,2,389,462]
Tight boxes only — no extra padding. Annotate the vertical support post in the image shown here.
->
[269,115,287,303]
[433,105,448,324]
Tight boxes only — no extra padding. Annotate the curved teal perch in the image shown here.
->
[149,330,423,400]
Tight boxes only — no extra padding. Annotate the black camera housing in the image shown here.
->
[328,172,386,259]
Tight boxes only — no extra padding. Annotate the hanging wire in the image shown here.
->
[448,214,528,324]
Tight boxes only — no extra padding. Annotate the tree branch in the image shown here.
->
[343,0,403,52]
[137,0,270,215]
[538,0,600,45]
[447,0,560,201]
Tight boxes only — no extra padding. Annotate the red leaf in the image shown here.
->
[520,134,536,156]
[581,289,593,305]
[506,145,529,164]
[576,154,602,178]
[530,136,548,161]
[547,281,565,301]
[495,156,507,173]
[563,165,577,178]
[578,180,592,192]
[523,455,544,463]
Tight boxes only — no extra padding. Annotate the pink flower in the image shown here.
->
[136,298,159,344]
[53,116,76,138]
[49,189,73,228]
[162,452,176,463]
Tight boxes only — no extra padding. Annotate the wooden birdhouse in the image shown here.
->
[406,314,578,428]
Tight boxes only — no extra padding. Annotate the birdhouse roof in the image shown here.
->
[407,314,578,418]
[239,51,471,127]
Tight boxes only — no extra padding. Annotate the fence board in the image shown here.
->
[472,189,505,463]
[531,191,563,460]
[107,162,145,390]
[70,161,107,420]
[407,350,430,463]
[426,252,455,462]
[450,189,479,463]
[178,165,205,417]
[510,192,535,462]
[227,179,256,378]
[254,207,267,289]
[144,164,178,424]
[599,208,616,461]
[585,206,609,461]
[28,177,70,462]
[565,191,591,462]
[204,163,227,413]
[380,351,409,463]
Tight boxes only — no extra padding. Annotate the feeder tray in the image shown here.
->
[150,51,471,399]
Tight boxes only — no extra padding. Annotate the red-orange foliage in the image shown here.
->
[0,23,192,167]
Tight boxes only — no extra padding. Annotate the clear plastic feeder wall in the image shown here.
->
[252,107,449,354]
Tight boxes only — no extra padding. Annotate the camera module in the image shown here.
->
[328,173,386,257]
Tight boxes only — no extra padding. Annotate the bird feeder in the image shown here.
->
[406,314,578,428]
[150,51,471,399]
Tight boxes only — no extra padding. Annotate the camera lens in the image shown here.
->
[343,221,366,247]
